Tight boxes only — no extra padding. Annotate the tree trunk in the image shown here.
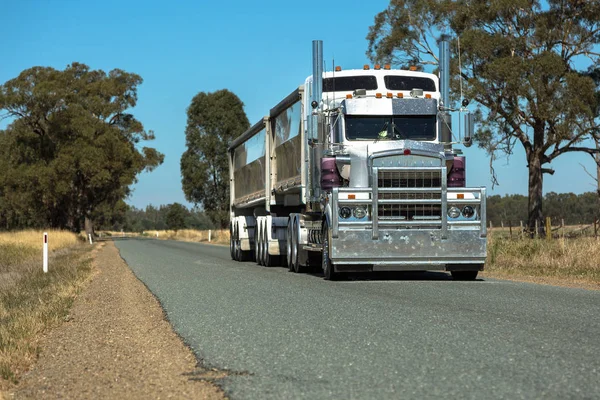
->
[527,153,544,236]
[84,215,94,238]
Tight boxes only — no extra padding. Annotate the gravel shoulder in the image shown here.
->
[8,241,225,399]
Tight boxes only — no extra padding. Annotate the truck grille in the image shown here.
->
[378,170,442,188]
[377,169,443,220]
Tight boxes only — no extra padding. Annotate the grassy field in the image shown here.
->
[0,230,93,388]
[485,231,600,286]
[102,229,230,245]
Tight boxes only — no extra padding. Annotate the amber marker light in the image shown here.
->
[397,93,404,98]
[425,94,432,99]
[374,64,381,70]
[348,194,356,200]
[346,94,353,99]
[384,64,391,70]
[386,92,393,98]
[409,66,417,71]
[363,65,370,70]
[335,66,342,72]
[457,194,465,199]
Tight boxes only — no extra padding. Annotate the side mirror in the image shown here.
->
[463,112,474,147]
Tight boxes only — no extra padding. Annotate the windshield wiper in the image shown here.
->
[391,123,407,140]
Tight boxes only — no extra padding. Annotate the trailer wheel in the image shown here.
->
[451,271,478,281]
[229,223,235,261]
[321,221,337,280]
[256,222,263,266]
[263,227,279,267]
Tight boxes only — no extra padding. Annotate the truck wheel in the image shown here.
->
[321,222,337,280]
[451,271,478,281]
[256,223,263,265]
[229,224,235,261]
[234,239,242,262]
[263,228,279,267]
[291,219,305,273]
[286,219,294,271]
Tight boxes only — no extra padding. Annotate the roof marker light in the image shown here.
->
[397,93,403,98]
[374,64,381,70]
[384,64,391,70]
[335,66,342,72]
[409,66,418,71]
[386,92,393,98]
[346,94,353,99]
[425,94,432,99]
[375,93,382,98]
[363,65,370,70]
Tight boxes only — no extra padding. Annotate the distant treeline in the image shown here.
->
[98,203,215,232]
[488,192,599,227]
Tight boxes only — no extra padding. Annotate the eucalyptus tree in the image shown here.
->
[0,63,163,233]
[367,0,600,231]
[181,89,249,228]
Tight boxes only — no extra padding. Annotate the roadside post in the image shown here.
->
[208,230,212,242]
[88,233,93,244]
[43,232,48,273]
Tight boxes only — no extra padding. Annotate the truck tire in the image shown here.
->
[321,221,337,280]
[286,219,294,271]
[263,228,279,267]
[451,271,478,281]
[229,223,235,261]
[256,223,264,266]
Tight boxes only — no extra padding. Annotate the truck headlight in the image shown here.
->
[353,206,367,219]
[448,206,460,218]
[462,206,475,218]
[339,207,352,219]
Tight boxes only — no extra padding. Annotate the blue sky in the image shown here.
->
[2,0,598,209]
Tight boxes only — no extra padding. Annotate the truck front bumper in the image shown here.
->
[330,228,486,272]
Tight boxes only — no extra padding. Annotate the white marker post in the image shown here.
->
[208,230,212,242]
[43,232,48,273]
[88,233,93,244]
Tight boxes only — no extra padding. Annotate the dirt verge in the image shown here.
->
[8,241,226,399]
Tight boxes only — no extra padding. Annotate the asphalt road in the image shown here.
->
[114,238,600,399]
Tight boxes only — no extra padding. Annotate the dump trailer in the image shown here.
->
[228,39,486,280]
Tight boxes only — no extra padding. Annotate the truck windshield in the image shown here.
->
[345,115,436,141]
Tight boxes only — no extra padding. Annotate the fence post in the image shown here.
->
[561,219,565,240]
[209,230,212,243]
[489,221,493,230]
[43,232,48,273]
[520,220,524,239]
[509,221,513,239]
[501,221,504,228]
[535,219,539,238]
[545,217,552,240]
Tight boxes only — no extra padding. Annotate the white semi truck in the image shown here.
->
[228,38,486,280]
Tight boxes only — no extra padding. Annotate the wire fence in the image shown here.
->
[488,217,600,240]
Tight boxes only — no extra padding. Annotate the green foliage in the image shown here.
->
[98,203,214,232]
[180,90,249,228]
[367,0,600,230]
[0,63,164,232]
[166,203,187,231]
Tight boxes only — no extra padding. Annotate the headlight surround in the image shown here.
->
[448,206,461,219]
[462,206,475,218]
[353,206,367,219]
[339,207,352,219]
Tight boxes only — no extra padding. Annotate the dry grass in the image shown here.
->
[145,229,230,245]
[0,230,92,389]
[486,232,600,286]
